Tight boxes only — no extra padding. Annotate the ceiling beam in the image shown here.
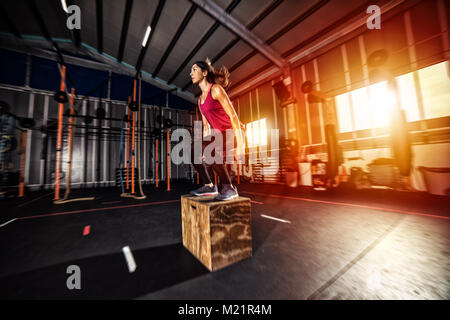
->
[117,0,134,62]
[96,0,103,53]
[135,0,165,76]
[190,0,288,71]
[181,0,284,92]
[167,0,241,85]
[227,0,329,74]
[152,4,197,78]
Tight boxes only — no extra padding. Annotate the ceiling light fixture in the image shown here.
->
[60,0,69,13]
[142,26,151,47]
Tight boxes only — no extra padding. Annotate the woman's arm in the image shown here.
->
[211,84,245,159]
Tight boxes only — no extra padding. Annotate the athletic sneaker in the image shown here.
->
[190,184,218,197]
[215,184,239,201]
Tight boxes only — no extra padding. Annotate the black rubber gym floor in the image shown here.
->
[0,182,449,299]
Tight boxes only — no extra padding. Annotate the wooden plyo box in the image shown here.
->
[181,195,252,271]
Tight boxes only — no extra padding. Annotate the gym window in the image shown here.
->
[335,60,450,133]
[336,81,395,132]
[396,72,420,122]
[418,61,450,119]
[246,118,268,148]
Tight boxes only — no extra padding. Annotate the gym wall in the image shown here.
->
[0,50,196,190]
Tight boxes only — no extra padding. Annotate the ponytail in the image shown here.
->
[193,58,231,88]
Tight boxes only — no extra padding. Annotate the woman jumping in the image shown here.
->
[189,58,245,201]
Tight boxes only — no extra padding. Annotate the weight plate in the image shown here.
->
[54,91,68,104]
[301,81,314,94]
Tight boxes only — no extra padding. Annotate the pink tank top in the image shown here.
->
[199,85,232,132]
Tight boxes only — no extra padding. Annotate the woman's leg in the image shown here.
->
[212,133,233,186]
[211,163,232,185]
[190,139,217,196]
[213,133,238,200]
[191,138,212,184]
[192,162,212,185]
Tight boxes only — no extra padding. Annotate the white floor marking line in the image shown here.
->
[260,215,291,224]
[0,218,17,228]
[122,246,137,273]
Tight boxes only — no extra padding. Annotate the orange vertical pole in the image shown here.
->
[66,88,75,193]
[167,128,170,191]
[131,80,136,194]
[155,138,159,188]
[54,66,66,200]
[18,130,27,197]
[195,107,199,184]
[126,97,130,190]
